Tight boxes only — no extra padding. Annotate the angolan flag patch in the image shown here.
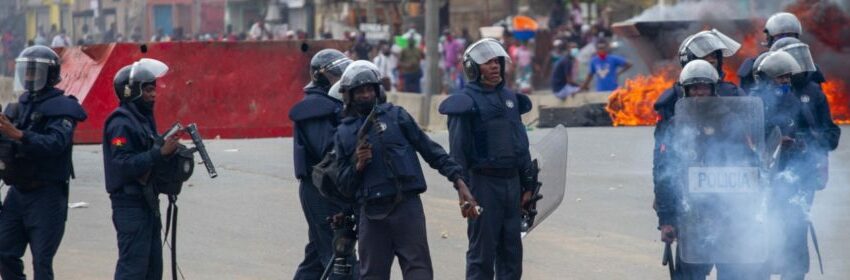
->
[111,136,127,147]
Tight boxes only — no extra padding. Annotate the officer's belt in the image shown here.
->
[109,184,151,208]
[472,167,518,178]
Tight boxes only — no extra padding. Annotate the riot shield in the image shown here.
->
[671,97,769,264]
[522,125,568,238]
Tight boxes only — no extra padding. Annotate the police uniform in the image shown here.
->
[440,81,534,280]
[753,81,840,279]
[334,103,464,280]
[652,60,764,280]
[103,101,166,280]
[290,85,354,279]
[0,47,87,280]
[103,59,172,280]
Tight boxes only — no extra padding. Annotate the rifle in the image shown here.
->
[520,159,544,233]
[185,124,217,178]
[352,101,380,163]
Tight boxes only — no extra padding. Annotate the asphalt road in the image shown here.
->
[3,126,848,279]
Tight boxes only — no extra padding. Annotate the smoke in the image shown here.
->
[654,87,842,275]
[625,0,800,22]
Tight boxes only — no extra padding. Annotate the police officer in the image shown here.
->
[289,48,355,279]
[653,60,766,280]
[654,29,744,124]
[103,59,181,279]
[737,12,826,93]
[333,61,476,280]
[0,45,86,280]
[752,51,840,280]
[438,38,535,280]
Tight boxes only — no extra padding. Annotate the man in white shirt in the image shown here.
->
[372,42,398,92]
[51,29,71,47]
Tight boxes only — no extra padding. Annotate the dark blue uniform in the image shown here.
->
[334,103,463,280]
[652,82,762,280]
[752,82,840,279]
[103,102,165,280]
[289,86,355,279]
[0,88,86,280]
[439,82,533,280]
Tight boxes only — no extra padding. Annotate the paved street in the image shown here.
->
[4,126,849,279]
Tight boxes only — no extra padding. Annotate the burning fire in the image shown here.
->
[606,6,850,126]
[606,68,675,126]
[823,80,850,125]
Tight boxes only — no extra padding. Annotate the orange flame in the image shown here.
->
[605,67,676,126]
[606,27,850,126]
[822,80,850,125]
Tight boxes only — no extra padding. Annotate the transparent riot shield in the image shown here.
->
[671,96,768,264]
[522,125,568,238]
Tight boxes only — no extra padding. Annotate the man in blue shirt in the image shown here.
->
[580,39,632,92]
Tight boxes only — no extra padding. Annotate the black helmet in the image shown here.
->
[339,61,384,101]
[120,58,169,102]
[339,61,385,116]
[113,65,132,101]
[310,49,352,89]
[462,38,511,81]
[14,45,61,92]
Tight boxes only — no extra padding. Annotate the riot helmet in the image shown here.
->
[14,45,61,93]
[462,38,512,82]
[678,29,740,78]
[768,37,816,73]
[340,60,385,116]
[764,12,802,47]
[309,49,352,89]
[113,65,132,101]
[122,58,169,102]
[678,59,720,97]
[755,51,801,81]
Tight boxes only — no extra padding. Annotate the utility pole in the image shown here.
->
[367,0,377,23]
[422,0,439,129]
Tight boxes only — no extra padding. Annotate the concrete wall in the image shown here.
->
[385,90,612,131]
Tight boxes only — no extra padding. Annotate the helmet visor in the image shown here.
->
[686,29,741,58]
[466,39,512,65]
[13,58,50,92]
[778,44,816,73]
[323,57,353,80]
[136,58,169,78]
[340,61,381,92]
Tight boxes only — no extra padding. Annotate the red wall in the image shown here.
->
[56,40,351,143]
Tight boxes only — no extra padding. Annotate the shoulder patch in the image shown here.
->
[289,94,341,121]
[438,94,475,115]
[111,136,128,148]
[515,93,533,114]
